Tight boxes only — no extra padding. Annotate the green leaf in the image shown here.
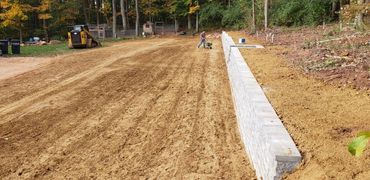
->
[358,131,370,137]
[348,131,370,157]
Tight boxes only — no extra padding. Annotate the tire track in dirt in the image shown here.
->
[171,46,207,177]
[0,40,173,125]
[0,47,175,176]
[37,45,188,178]
[0,43,182,178]
[0,38,255,179]
[120,45,197,178]
[0,47,168,126]
[0,39,174,108]
[36,43,193,179]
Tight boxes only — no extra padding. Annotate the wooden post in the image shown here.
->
[196,12,199,33]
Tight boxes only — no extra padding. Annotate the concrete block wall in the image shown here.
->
[221,31,301,180]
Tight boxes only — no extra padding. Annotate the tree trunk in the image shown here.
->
[83,0,89,24]
[96,0,101,38]
[355,0,364,29]
[120,0,127,30]
[126,0,130,29]
[88,0,92,24]
[135,0,139,36]
[43,19,48,41]
[96,0,100,26]
[19,28,22,43]
[196,12,199,33]
[331,0,340,19]
[264,0,268,29]
[252,0,256,33]
[175,17,179,32]
[149,2,152,22]
[188,14,192,30]
[331,0,336,18]
[112,0,117,38]
[96,9,100,27]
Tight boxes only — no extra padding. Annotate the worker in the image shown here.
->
[197,31,206,48]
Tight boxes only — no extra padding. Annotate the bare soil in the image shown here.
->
[0,57,52,81]
[230,31,370,180]
[248,25,370,89]
[0,38,255,179]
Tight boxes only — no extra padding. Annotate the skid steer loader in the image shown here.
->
[67,25,101,49]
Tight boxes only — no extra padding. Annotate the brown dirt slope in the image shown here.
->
[0,38,255,179]
[252,26,370,89]
[230,32,370,180]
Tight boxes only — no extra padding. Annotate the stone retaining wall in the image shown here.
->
[221,31,301,180]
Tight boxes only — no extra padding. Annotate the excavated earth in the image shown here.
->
[0,38,255,179]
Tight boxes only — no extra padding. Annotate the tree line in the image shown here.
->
[0,0,368,41]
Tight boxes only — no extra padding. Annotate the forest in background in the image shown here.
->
[0,0,369,41]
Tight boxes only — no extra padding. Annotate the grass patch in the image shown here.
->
[2,42,74,57]
[2,38,130,57]
[20,43,73,57]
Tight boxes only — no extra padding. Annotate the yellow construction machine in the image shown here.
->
[67,25,101,48]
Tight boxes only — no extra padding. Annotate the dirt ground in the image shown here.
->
[230,32,370,180]
[0,38,255,179]
[249,25,370,89]
[0,57,52,81]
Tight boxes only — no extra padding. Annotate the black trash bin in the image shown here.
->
[11,40,20,54]
[0,40,9,55]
